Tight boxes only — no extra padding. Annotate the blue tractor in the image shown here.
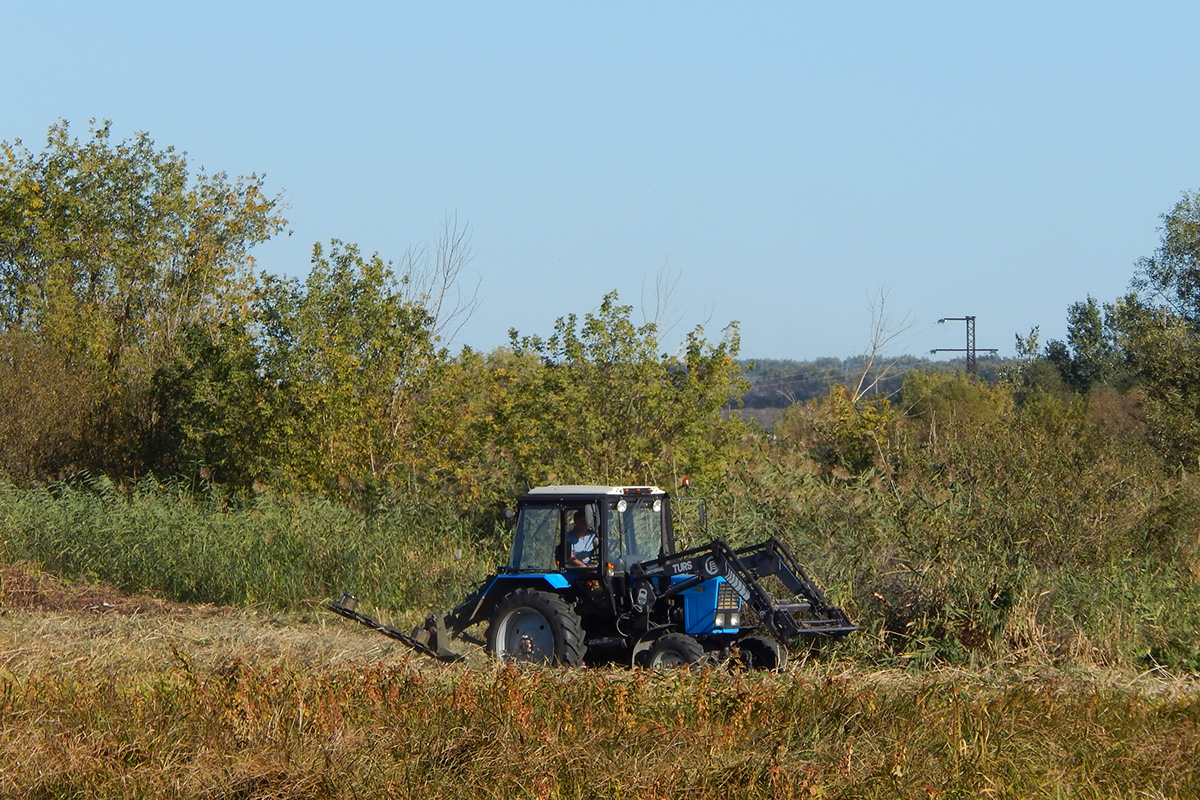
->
[331,484,855,669]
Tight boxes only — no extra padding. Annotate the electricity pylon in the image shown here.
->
[932,316,998,375]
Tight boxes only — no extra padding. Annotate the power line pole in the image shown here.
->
[932,315,998,375]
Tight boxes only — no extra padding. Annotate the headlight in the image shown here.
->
[714,611,740,629]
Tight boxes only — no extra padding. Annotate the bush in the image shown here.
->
[718,378,1200,670]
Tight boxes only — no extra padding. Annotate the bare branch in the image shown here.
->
[640,258,685,337]
[851,288,915,403]
[397,213,481,346]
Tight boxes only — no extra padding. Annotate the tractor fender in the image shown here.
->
[463,573,575,627]
[628,624,679,668]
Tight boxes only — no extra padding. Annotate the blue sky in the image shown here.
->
[4,3,1199,359]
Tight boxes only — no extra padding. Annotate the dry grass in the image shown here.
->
[1,571,1198,799]
[0,563,433,678]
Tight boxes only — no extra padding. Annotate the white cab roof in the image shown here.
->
[525,485,665,496]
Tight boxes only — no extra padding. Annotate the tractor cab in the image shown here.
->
[506,485,672,576]
[496,485,679,662]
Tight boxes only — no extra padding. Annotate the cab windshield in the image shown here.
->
[606,496,664,567]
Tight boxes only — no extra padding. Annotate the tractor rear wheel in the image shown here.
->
[645,633,706,668]
[737,635,789,671]
[486,588,586,666]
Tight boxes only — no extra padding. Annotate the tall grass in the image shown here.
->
[1,657,1196,799]
[712,392,1200,672]
[4,462,1199,672]
[0,475,505,611]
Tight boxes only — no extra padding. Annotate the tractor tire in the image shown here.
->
[486,588,586,666]
[645,633,707,668]
[737,635,789,671]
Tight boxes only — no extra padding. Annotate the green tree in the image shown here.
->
[1110,192,1200,463]
[148,319,278,487]
[1043,296,1122,392]
[0,120,284,373]
[255,241,443,494]
[499,291,748,491]
[1110,295,1200,462]
[1133,191,1200,325]
[0,120,286,479]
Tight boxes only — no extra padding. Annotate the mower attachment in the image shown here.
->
[328,595,465,662]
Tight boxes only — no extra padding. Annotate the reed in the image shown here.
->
[0,476,504,612]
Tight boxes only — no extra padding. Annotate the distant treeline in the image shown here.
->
[737,355,1013,410]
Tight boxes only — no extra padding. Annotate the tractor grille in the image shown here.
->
[717,582,740,611]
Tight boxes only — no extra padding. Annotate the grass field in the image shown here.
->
[2,566,1198,800]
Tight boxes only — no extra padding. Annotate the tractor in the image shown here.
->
[330,484,855,669]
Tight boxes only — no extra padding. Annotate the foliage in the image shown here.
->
[1044,192,1200,464]
[1,123,748,502]
[1111,297,1200,463]
[0,119,284,373]
[995,192,1200,465]
[897,369,1013,435]
[253,241,444,495]
[501,291,749,491]
[0,121,286,480]
[1133,190,1200,325]
[1043,296,1125,393]
[773,385,896,475]
[719,373,1200,670]
[0,330,106,480]
[148,320,278,487]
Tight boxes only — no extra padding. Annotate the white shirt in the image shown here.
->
[570,529,597,563]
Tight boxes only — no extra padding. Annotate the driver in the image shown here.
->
[566,510,597,566]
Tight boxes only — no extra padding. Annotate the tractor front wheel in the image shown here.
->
[486,588,586,666]
[737,635,789,671]
[645,633,707,668]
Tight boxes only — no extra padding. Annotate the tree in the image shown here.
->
[497,292,749,492]
[1133,191,1200,326]
[1043,296,1122,392]
[0,330,105,481]
[148,319,278,487]
[0,120,285,373]
[1114,191,1200,462]
[254,241,443,494]
[1110,295,1200,462]
[0,120,286,479]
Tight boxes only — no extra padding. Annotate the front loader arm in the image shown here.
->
[632,537,856,640]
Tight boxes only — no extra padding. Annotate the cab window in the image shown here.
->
[509,505,558,570]
[606,496,664,567]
